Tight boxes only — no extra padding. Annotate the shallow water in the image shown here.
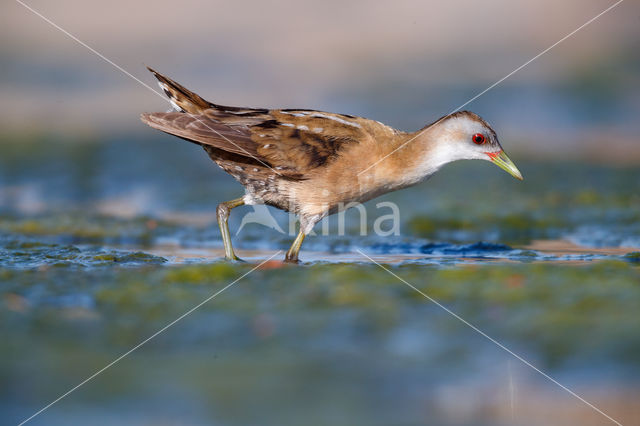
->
[1,135,639,425]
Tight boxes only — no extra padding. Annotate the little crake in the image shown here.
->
[141,68,523,262]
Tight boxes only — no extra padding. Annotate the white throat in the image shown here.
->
[413,125,488,184]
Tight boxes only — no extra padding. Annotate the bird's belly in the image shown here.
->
[287,178,401,218]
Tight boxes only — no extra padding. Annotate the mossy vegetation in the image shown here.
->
[1,136,639,424]
[2,252,639,370]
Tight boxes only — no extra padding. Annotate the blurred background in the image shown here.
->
[1,1,640,425]
[2,0,639,159]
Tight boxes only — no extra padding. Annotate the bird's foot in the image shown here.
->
[225,254,246,263]
[283,255,300,264]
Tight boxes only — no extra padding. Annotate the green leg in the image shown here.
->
[216,197,245,261]
[285,230,306,263]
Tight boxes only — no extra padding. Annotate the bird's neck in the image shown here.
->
[389,126,457,186]
[347,126,460,202]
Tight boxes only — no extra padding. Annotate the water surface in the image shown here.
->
[1,135,639,425]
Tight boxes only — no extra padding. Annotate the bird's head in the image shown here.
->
[426,111,523,180]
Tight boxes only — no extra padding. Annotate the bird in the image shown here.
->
[140,67,523,263]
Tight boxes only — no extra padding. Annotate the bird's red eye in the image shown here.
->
[472,133,485,145]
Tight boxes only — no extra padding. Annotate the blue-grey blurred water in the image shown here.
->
[1,135,639,426]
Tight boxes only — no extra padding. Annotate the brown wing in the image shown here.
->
[141,108,372,177]
[141,68,377,179]
[140,112,259,159]
[249,109,367,175]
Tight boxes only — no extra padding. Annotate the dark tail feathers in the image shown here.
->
[147,66,211,114]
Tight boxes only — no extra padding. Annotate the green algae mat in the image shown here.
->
[1,136,639,425]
